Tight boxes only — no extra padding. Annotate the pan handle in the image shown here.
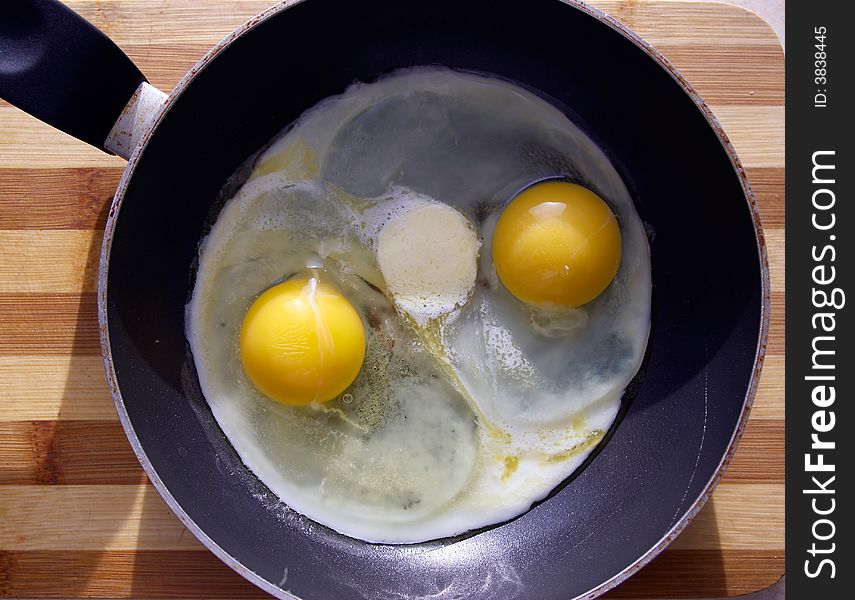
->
[0,0,165,159]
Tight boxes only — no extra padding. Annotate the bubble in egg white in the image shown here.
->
[187,67,651,544]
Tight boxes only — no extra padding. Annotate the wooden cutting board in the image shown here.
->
[0,1,783,598]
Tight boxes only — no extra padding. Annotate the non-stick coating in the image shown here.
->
[105,0,764,598]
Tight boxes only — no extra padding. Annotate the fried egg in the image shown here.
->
[186,68,651,543]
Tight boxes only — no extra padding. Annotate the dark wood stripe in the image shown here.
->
[0,166,782,231]
[119,43,783,107]
[721,419,783,482]
[0,550,267,598]
[606,549,783,598]
[0,421,144,485]
[0,417,781,487]
[0,549,782,598]
[746,167,784,227]
[655,44,784,106]
[0,415,781,487]
[0,293,99,355]
[0,168,122,230]
[769,291,783,356]
[0,292,783,358]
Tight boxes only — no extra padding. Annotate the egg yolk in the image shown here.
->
[492,181,621,307]
[240,277,366,406]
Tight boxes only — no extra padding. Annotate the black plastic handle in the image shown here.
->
[0,0,146,152]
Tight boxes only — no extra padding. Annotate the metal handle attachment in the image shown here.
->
[0,0,163,157]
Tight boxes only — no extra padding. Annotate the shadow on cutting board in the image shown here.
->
[52,191,148,598]
[604,500,727,599]
[48,184,264,598]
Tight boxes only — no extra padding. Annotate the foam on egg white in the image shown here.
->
[373,193,480,326]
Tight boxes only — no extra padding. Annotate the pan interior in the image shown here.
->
[105,0,763,598]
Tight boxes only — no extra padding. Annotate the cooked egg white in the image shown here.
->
[187,68,651,543]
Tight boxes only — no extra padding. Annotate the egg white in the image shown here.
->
[187,68,651,543]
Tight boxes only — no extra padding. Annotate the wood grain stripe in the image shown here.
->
[0,550,268,598]
[594,1,782,47]
[769,291,784,356]
[0,294,99,355]
[0,105,125,169]
[0,483,781,551]
[0,229,783,295]
[604,550,783,598]
[747,167,783,228]
[0,355,782,423]
[0,103,785,170]
[720,420,783,482]
[669,483,783,551]
[0,166,783,231]
[0,485,203,551]
[55,0,783,48]
[0,417,782,486]
[766,229,784,295]
[0,231,101,293]
[750,354,783,420]
[713,106,784,169]
[0,356,115,421]
[0,168,122,230]
[0,549,783,599]
[654,44,783,106]
[0,291,780,358]
[0,421,144,485]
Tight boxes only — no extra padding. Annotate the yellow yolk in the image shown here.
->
[492,181,622,307]
[239,278,366,406]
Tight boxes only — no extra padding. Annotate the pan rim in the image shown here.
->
[97,1,772,598]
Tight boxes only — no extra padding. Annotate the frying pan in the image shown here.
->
[0,0,769,598]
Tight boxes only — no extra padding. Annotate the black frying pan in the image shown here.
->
[0,1,769,598]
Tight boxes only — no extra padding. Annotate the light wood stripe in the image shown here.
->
[0,231,101,293]
[669,483,783,551]
[0,356,115,421]
[2,42,784,133]
[0,105,125,169]
[0,417,782,485]
[0,549,783,599]
[0,421,144,485]
[0,287,780,366]
[750,354,783,420]
[0,294,99,355]
[765,228,784,294]
[0,354,782,423]
[63,0,285,45]
[0,228,783,294]
[56,0,784,48]
[0,485,203,551]
[713,106,784,169]
[593,1,781,47]
[0,482,780,551]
